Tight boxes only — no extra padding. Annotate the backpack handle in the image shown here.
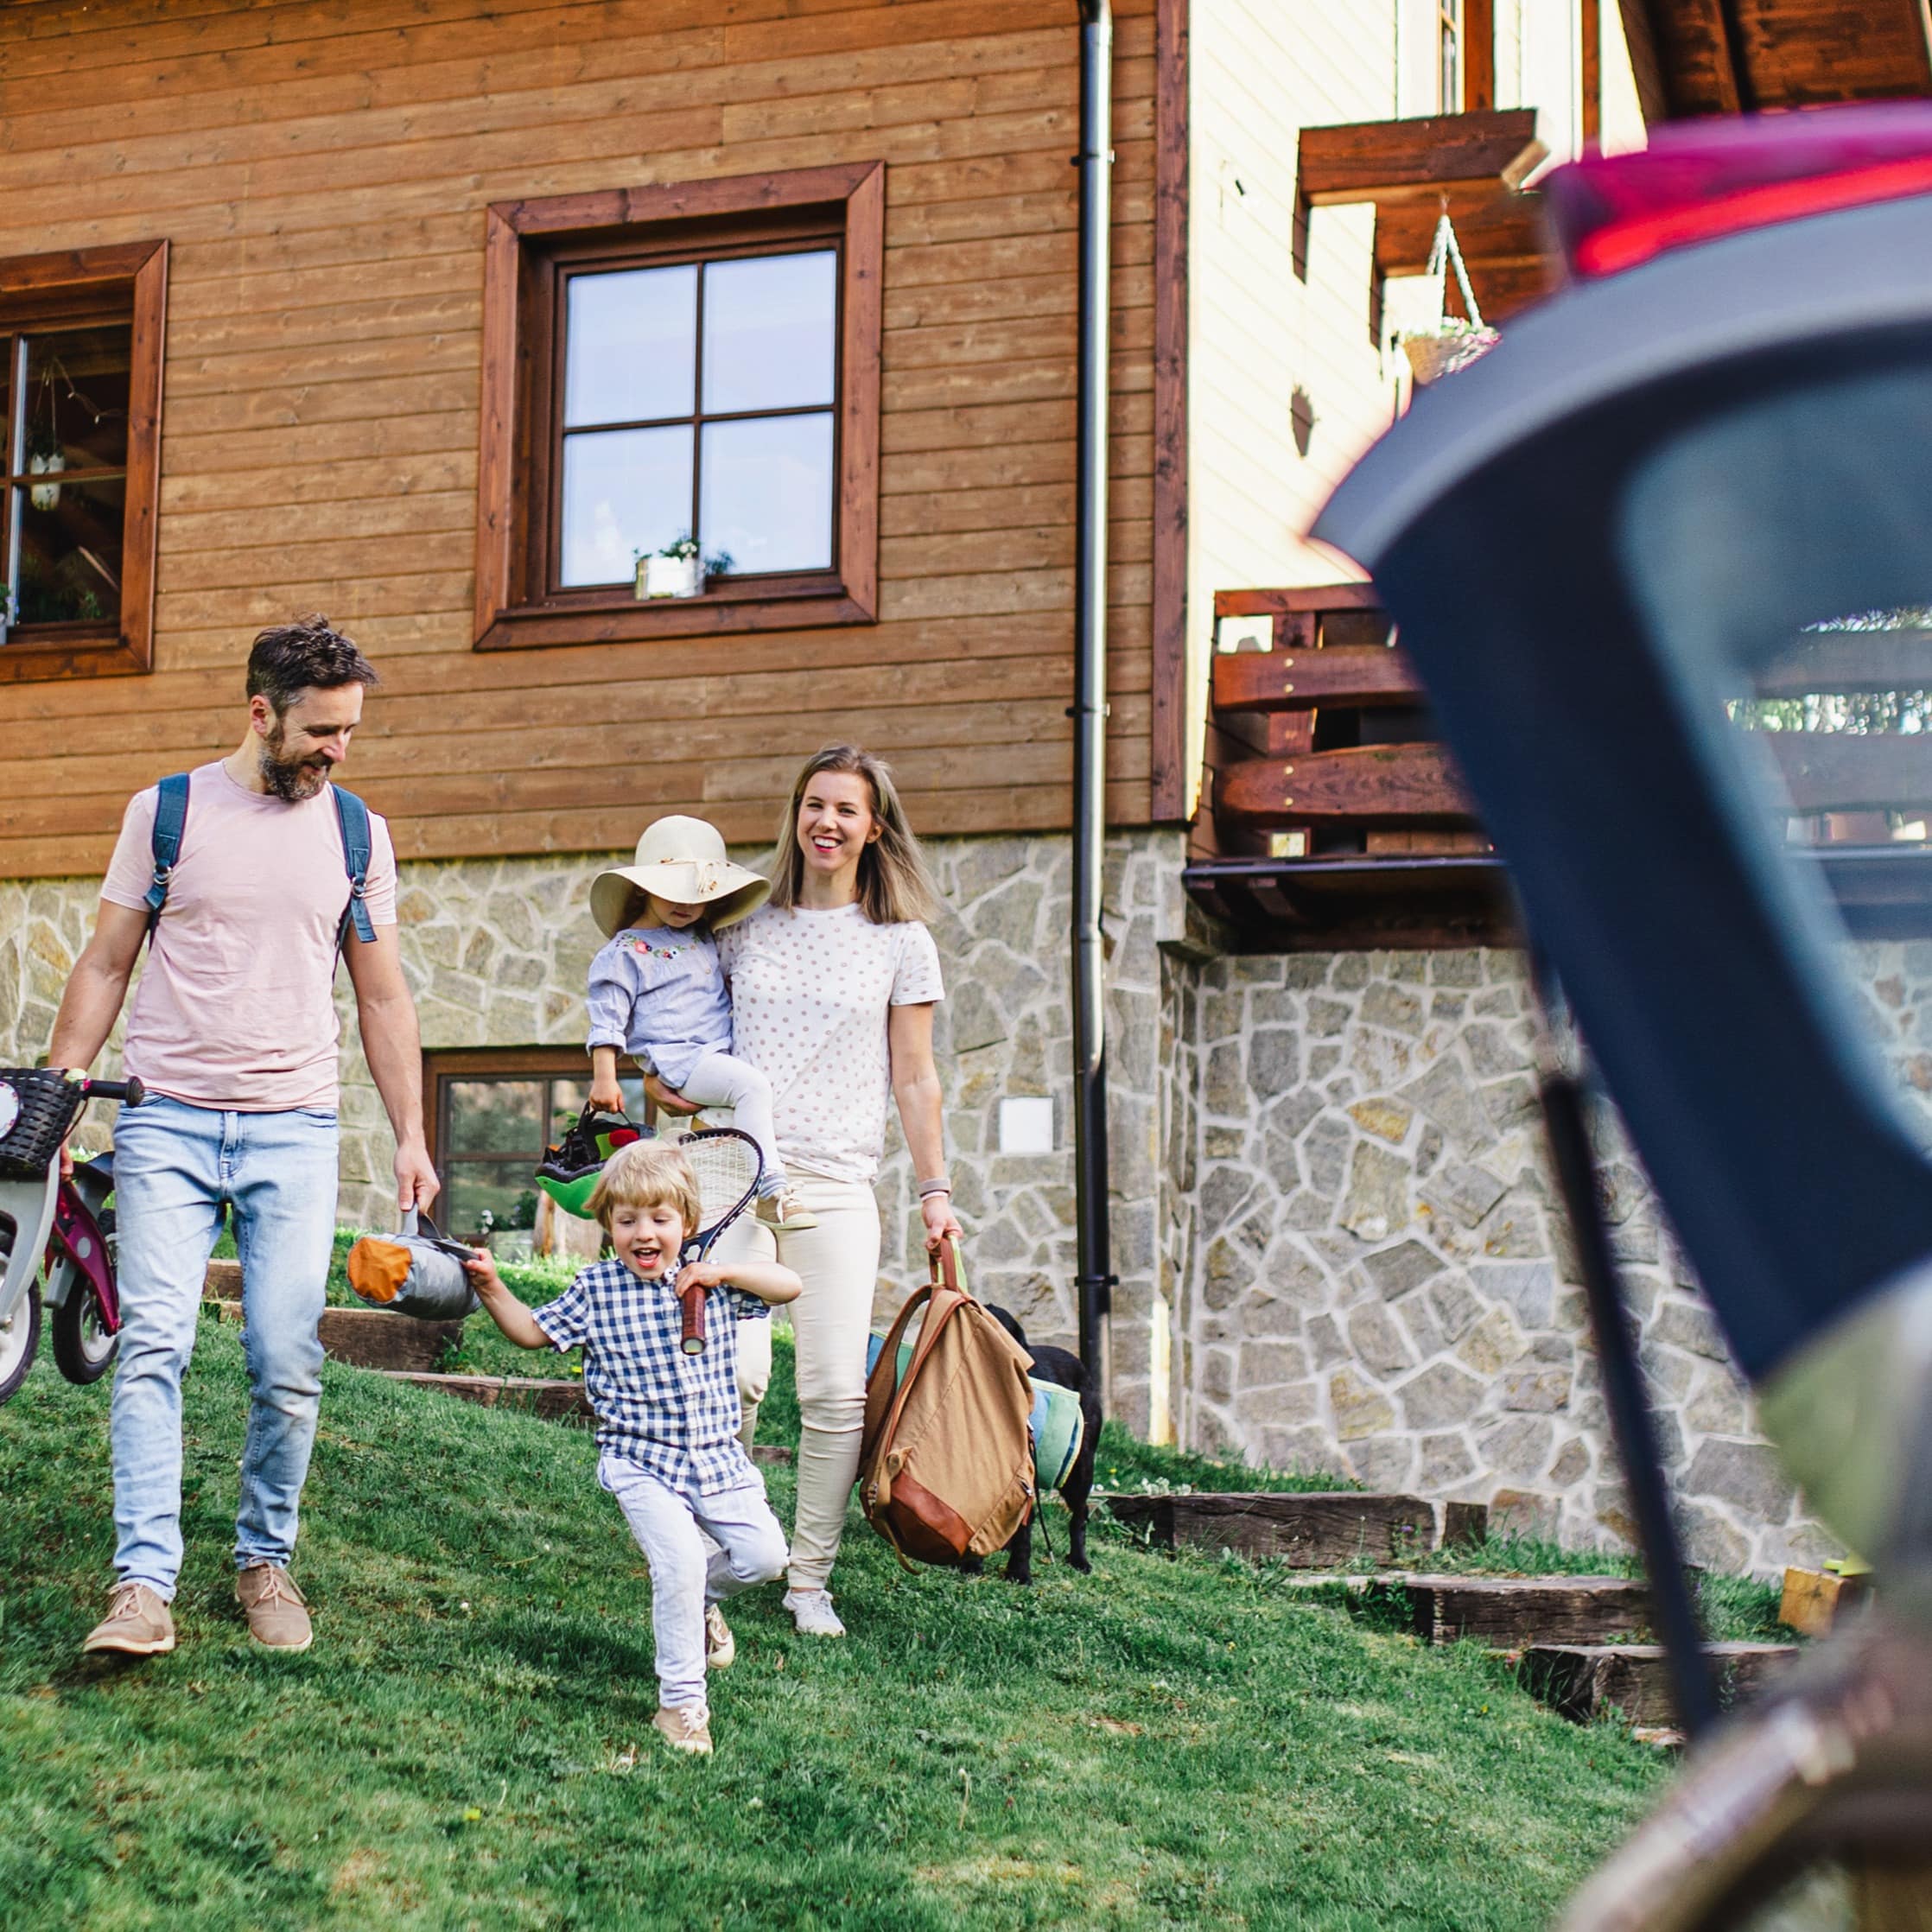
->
[927,1235,970,1300]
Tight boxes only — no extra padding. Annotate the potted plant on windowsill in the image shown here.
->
[26,425,63,511]
[634,536,734,601]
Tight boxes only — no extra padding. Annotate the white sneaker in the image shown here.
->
[704,1602,735,1669]
[783,1587,846,1638]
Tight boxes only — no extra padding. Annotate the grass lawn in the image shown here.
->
[0,1319,1677,1930]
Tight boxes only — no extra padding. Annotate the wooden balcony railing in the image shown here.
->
[1187,585,1508,948]
[1187,586,1932,948]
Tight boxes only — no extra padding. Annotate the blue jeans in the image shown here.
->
[109,1097,339,1598]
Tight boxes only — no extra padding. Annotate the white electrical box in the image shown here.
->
[997,1096,1055,1154]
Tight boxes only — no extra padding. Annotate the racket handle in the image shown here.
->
[680,1279,708,1356]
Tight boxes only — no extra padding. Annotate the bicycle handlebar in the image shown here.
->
[67,1073,145,1107]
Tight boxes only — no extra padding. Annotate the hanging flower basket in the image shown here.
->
[1403,321,1501,384]
[1398,213,1502,386]
[28,449,64,512]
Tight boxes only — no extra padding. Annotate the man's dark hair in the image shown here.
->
[245,613,378,715]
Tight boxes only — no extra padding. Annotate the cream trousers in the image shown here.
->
[721,1172,880,1594]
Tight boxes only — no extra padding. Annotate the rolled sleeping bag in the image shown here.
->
[865,1330,1085,1494]
[346,1210,480,1320]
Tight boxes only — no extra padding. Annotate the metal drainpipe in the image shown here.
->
[1072,0,1115,1395]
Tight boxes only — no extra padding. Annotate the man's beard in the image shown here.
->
[258,723,333,801]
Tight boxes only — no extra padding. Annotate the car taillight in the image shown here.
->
[1545,101,1932,280]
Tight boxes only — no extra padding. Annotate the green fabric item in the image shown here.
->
[865,1331,1084,1493]
[537,1169,603,1220]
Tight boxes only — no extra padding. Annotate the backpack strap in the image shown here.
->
[144,772,191,940]
[332,785,377,949]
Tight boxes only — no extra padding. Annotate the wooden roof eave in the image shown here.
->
[1617,0,1932,119]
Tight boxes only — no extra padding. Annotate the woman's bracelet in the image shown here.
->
[917,1177,953,1200]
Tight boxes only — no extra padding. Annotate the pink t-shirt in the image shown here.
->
[100,761,398,1111]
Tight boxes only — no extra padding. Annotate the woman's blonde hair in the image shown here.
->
[767,744,937,925]
[588,1141,700,1237]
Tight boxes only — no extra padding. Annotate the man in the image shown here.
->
[47,614,437,1658]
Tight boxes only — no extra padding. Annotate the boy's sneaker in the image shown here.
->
[651,1704,714,1756]
[783,1587,846,1638]
[704,1603,735,1669]
[756,1187,818,1231]
[82,1582,175,1656]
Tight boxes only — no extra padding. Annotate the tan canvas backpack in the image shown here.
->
[859,1241,1037,1570]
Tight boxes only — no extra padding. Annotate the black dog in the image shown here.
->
[973,1305,1099,1585]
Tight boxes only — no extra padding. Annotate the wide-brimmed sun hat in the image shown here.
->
[588,814,770,938]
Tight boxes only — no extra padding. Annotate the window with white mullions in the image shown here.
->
[555,245,839,591]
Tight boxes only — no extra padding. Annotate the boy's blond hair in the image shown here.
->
[588,1140,699,1236]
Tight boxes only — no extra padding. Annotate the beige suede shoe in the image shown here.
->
[704,1603,735,1669]
[651,1704,714,1756]
[82,1583,176,1656]
[755,1188,818,1231]
[236,1565,313,1652]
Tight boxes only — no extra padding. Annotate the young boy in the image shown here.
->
[464,1140,800,1757]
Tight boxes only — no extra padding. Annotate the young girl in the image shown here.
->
[463,1140,801,1757]
[585,814,814,1230]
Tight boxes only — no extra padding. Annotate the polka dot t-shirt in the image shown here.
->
[719,901,944,1185]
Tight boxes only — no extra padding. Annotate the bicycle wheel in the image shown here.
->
[50,1280,118,1384]
[0,1279,41,1404]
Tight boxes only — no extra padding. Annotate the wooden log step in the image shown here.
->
[1106,1491,1436,1567]
[204,1257,242,1300]
[379,1370,593,1422]
[207,1299,461,1374]
[1401,1573,1652,1648]
[1521,1642,1801,1728]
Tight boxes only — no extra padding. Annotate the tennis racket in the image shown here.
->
[671,1128,764,1356]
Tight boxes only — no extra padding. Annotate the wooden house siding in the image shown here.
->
[0,0,1166,880]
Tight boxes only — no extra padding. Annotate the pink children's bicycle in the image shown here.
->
[0,1066,144,1404]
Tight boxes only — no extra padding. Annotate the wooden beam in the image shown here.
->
[1617,0,1678,120]
[1214,583,1384,619]
[1150,0,1190,824]
[1582,0,1604,142]
[1464,0,1497,111]
[1757,630,1932,696]
[1298,109,1546,207]
[1374,189,1547,276]
[1759,730,1932,811]
[1217,744,1474,824]
[1213,645,1426,714]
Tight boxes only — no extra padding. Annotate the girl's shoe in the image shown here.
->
[756,1188,819,1231]
[704,1603,735,1669]
[782,1587,846,1638]
[651,1704,713,1756]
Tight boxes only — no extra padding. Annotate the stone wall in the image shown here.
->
[10,837,1929,1576]
[0,833,1185,1446]
[1162,938,1932,1579]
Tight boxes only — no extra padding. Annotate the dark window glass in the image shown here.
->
[3,319,133,635]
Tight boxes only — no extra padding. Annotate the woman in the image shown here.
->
[657,745,961,1638]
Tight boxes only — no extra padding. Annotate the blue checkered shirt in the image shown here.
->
[532,1258,767,1495]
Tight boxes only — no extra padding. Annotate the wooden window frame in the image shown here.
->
[0,239,167,687]
[474,162,883,652]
